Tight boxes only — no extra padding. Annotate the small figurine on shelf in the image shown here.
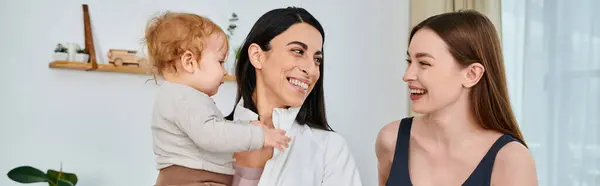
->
[75,48,89,62]
[53,43,69,61]
[107,49,141,66]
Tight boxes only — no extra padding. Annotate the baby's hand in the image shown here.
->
[250,120,262,127]
[251,121,291,151]
[263,127,291,151]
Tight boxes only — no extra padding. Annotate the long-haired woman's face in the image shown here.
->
[249,23,323,107]
[404,28,466,114]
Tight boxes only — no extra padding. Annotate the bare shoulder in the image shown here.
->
[377,120,400,148]
[491,141,538,185]
[375,120,401,161]
[495,141,536,168]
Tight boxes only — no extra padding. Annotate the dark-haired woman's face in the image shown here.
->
[250,23,323,107]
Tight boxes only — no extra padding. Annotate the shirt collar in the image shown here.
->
[233,98,301,132]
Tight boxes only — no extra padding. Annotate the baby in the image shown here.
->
[144,12,290,185]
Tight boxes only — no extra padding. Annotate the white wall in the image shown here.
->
[0,0,409,185]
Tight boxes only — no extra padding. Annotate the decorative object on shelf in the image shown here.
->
[65,43,80,62]
[225,12,240,75]
[107,49,143,66]
[226,13,238,39]
[7,163,78,186]
[74,48,89,62]
[47,4,98,71]
[53,44,69,61]
[53,43,89,62]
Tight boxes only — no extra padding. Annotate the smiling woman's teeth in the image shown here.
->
[410,89,427,94]
[289,79,308,90]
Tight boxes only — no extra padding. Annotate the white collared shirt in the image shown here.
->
[233,99,363,186]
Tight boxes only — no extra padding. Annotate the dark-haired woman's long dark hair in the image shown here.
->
[225,7,332,131]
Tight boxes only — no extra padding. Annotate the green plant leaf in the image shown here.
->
[57,179,74,186]
[47,169,78,185]
[6,166,49,183]
[235,46,242,60]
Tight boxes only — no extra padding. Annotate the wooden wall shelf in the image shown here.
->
[49,5,236,81]
[48,61,236,81]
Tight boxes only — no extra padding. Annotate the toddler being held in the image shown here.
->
[145,12,290,186]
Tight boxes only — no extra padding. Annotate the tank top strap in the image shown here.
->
[463,134,522,185]
[385,117,413,186]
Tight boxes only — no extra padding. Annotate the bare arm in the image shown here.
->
[375,121,400,186]
[491,141,539,186]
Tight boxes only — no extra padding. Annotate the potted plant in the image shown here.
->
[53,44,69,61]
[7,164,78,186]
[225,13,240,75]
[74,48,89,62]
[235,46,242,61]
[226,13,238,39]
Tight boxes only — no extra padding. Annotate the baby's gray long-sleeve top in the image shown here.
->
[151,81,264,175]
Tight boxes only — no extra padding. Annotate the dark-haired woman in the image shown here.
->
[225,7,363,186]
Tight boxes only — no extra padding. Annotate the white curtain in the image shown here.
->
[502,0,600,185]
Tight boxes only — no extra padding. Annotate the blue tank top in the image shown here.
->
[385,117,522,186]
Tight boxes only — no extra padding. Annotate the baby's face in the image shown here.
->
[193,33,228,96]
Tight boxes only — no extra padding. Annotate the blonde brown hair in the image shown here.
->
[410,10,527,146]
[143,11,228,75]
